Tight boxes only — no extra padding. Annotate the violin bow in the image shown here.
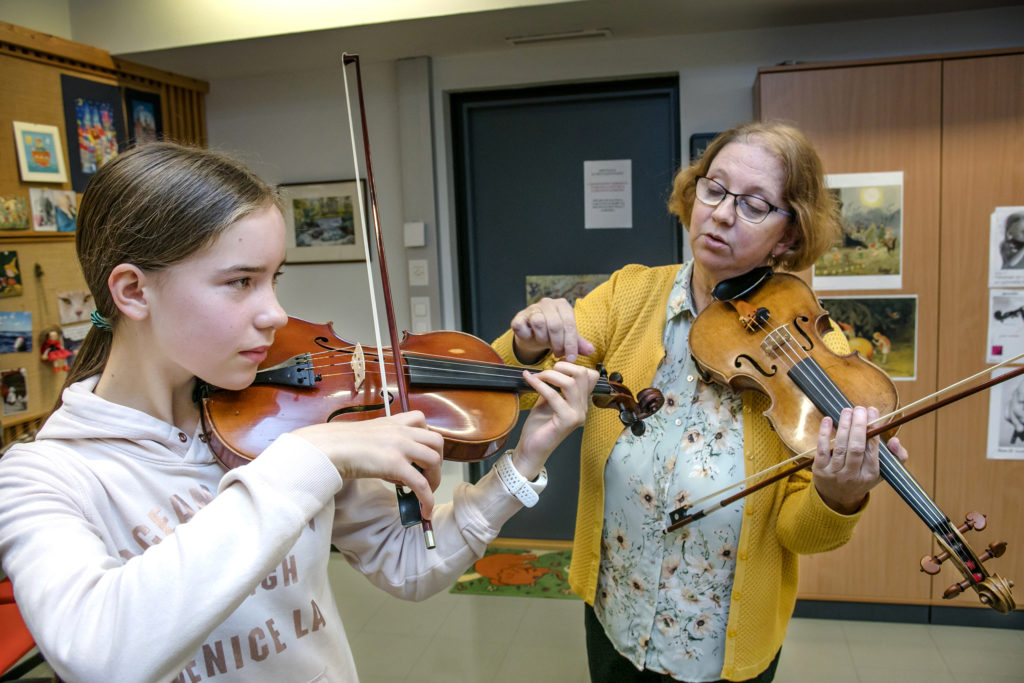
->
[342,53,435,549]
[666,352,1024,531]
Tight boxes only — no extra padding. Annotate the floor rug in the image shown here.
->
[450,545,579,599]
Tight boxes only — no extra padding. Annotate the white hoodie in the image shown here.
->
[0,377,535,682]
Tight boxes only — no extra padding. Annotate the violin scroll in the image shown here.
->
[919,512,1015,614]
[593,367,665,436]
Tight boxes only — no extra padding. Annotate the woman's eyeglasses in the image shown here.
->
[694,176,792,224]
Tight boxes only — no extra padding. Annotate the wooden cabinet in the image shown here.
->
[756,49,1023,613]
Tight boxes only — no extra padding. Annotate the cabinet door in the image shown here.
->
[937,54,1024,610]
[758,61,943,605]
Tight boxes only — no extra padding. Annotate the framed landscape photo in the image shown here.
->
[280,180,368,263]
[12,121,68,183]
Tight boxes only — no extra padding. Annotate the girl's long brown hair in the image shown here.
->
[57,142,279,407]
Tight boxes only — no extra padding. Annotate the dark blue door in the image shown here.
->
[452,77,681,540]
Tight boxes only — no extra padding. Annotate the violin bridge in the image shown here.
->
[762,326,793,359]
[351,343,366,392]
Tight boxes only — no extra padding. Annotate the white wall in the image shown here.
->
[204,5,1024,336]
[430,6,1024,325]
[62,0,575,54]
[206,62,409,345]
[0,0,71,38]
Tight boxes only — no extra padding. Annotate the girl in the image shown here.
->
[0,142,597,683]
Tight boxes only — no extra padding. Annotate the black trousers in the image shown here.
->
[584,603,780,683]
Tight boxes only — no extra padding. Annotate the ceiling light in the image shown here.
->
[505,28,612,46]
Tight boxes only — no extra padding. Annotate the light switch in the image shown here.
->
[408,259,429,286]
[410,296,431,333]
[404,221,426,247]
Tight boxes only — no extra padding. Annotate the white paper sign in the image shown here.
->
[987,289,1024,364]
[987,367,1024,460]
[584,159,632,229]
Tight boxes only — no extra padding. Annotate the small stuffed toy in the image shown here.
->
[40,328,72,372]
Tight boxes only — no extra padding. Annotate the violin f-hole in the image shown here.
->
[327,391,394,420]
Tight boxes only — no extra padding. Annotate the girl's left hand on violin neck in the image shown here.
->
[813,405,908,515]
[511,361,598,481]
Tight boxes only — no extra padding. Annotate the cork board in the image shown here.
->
[0,237,87,424]
[1,48,98,428]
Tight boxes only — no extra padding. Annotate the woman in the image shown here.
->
[493,121,908,682]
[0,142,596,682]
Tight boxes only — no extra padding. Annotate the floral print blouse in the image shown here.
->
[594,261,745,681]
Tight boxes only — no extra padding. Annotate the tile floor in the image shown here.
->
[12,552,1024,682]
[9,458,1024,682]
[328,554,1024,683]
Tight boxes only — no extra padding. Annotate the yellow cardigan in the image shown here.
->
[493,263,865,681]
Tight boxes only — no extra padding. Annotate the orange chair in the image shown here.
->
[0,578,45,682]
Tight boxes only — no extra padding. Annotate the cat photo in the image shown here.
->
[57,289,95,325]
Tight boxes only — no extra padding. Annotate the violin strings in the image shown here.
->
[271,349,616,392]
[736,314,952,528]
[737,312,972,564]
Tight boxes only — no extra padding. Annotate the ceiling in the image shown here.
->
[116,0,1024,81]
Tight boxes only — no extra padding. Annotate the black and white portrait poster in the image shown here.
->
[988,206,1024,287]
[987,367,1024,460]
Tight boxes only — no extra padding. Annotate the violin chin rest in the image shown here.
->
[713,266,774,302]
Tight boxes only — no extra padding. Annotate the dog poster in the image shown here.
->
[987,367,1024,460]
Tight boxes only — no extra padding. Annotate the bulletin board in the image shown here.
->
[0,21,209,444]
[0,238,86,432]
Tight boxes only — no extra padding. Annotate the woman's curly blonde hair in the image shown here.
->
[668,121,842,272]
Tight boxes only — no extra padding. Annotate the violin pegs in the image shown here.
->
[609,371,623,384]
[943,579,972,599]
[960,511,987,533]
[978,541,1008,563]
[921,520,1003,576]
[920,553,946,575]
[630,421,646,437]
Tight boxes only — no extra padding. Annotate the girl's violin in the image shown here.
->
[197,316,664,470]
[675,267,1015,614]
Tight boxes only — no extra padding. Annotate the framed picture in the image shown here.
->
[60,74,128,192]
[0,194,30,231]
[12,121,68,183]
[29,188,77,233]
[123,87,163,145]
[689,132,719,163]
[280,181,369,263]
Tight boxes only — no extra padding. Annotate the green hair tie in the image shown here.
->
[90,310,112,332]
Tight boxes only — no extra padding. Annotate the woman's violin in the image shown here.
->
[197,316,664,469]
[669,267,1015,614]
